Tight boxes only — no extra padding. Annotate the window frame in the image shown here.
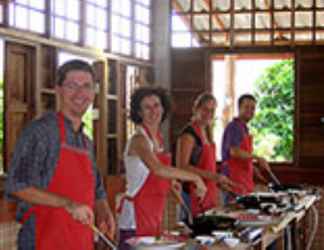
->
[8,0,47,34]
[0,0,153,61]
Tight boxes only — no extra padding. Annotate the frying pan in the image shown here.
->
[187,214,238,236]
[171,185,239,236]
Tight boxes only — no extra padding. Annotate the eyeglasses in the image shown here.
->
[62,82,96,93]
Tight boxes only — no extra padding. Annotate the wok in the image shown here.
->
[186,214,238,236]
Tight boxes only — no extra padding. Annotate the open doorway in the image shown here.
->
[212,53,295,163]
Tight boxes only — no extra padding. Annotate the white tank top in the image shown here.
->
[118,127,154,230]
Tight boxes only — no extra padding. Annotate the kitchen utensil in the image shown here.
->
[90,224,117,250]
[267,169,281,185]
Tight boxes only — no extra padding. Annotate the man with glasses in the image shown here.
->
[5,60,115,250]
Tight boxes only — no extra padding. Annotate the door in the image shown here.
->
[4,42,36,170]
[170,49,210,145]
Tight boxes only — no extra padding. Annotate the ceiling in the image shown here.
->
[172,0,324,47]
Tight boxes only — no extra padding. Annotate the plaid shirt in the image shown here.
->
[5,112,106,250]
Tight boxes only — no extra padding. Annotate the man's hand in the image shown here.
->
[256,157,270,171]
[194,176,207,199]
[64,201,94,225]
[95,199,116,240]
[254,166,269,185]
[171,180,182,194]
[216,174,236,193]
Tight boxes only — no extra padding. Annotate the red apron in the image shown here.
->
[119,126,171,236]
[189,124,218,217]
[22,112,95,250]
[133,151,171,236]
[226,119,254,195]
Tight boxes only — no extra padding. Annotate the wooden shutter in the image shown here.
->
[4,42,36,170]
[295,46,324,168]
[170,49,210,145]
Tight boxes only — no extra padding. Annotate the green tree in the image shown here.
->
[251,60,294,161]
[83,105,93,140]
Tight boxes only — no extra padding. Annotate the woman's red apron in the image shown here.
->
[133,152,171,236]
[119,126,171,236]
[189,124,218,217]
[21,112,95,250]
[226,119,254,195]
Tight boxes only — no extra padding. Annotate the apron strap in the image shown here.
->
[141,124,164,148]
[191,122,214,146]
[191,123,203,143]
[58,112,89,151]
[116,194,134,214]
[58,112,67,144]
[234,118,249,137]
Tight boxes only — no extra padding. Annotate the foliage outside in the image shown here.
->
[250,60,294,162]
[83,105,94,140]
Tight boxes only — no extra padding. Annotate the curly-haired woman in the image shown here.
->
[117,86,206,250]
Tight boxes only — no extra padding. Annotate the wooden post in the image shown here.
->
[222,54,236,128]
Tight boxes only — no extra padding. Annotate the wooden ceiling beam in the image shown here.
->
[200,0,229,42]
[172,0,209,45]
[172,0,192,30]
[264,0,285,39]
[201,0,225,30]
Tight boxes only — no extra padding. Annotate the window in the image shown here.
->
[134,0,151,60]
[111,0,152,59]
[85,0,109,50]
[9,0,46,34]
[6,0,152,59]
[212,54,295,162]
[111,0,132,55]
[0,4,4,23]
[51,0,81,43]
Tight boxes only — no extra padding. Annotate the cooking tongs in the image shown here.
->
[90,224,117,250]
[266,168,281,185]
[171,188,194,225]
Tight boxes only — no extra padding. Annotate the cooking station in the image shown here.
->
[127,185,321,250]
[197,193,319,250]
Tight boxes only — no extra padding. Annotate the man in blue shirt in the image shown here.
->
[5,60,115,250]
